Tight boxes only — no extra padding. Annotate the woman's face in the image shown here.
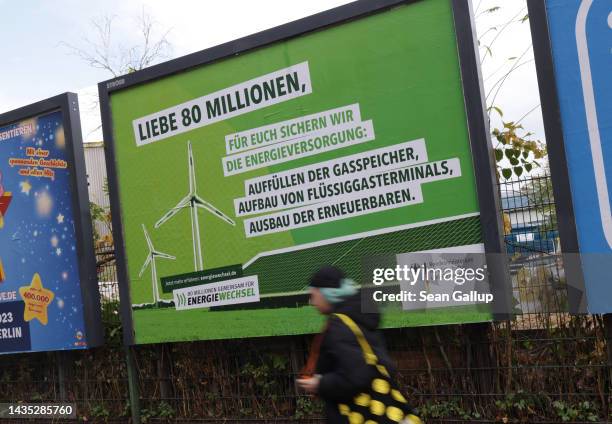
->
[310,288,332,314]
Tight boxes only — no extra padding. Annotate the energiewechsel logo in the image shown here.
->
[176,292,188,308]
[173,275,260,311]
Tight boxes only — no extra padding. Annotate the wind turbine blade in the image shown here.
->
[142,224,153,251]
[194,196,236,226]
[138,255,152,278]
[154,196,190,228]
[188,141,197,195]
[153,251,176,260]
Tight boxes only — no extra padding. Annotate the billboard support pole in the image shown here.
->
[157,344,172,403]
[290,338,302,395]
[466,323,494,392]
[125,346,141,424]
[56,351,68,400]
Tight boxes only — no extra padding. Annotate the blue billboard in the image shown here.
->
[545,0,612,312]
[0,99,102,354]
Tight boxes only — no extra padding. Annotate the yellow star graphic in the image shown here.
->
[19,273,54,325]
[20,181,32,195]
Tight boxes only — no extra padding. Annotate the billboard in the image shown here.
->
[0,94,103,354]
[529,0,612,313]
[101,0,508,344]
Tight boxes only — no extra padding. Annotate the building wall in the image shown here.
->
[83,142,111,239]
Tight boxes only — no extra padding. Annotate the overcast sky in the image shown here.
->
[0,0,543,145]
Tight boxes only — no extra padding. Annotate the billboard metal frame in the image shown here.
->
[0,92,104,352]
[99,0,511,345]
[527,0,587,313]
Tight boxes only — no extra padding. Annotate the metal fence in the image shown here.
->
[1,172,611,423]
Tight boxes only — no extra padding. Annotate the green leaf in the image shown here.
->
[525,163,533,173]
[513,166,524,177]
[522,150,529,159]
[494,148,503,162]
[502,168,512,180]
[510,157,519,166]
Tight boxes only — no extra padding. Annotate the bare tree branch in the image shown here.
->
[61,9,172,77]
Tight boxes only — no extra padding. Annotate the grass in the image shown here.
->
[132,304,491,344]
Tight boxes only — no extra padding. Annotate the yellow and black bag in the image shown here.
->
[333,313,422,424]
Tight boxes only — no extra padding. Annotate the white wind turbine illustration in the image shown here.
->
[154,141,236,271]
[139,224,175,304]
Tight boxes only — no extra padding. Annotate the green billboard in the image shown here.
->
[101,0,504,344]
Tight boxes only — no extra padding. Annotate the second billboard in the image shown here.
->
[102,0,505,344]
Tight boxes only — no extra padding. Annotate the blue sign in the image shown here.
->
[0,301,31,353]
[546,0,612,312]
[0,110,90,353]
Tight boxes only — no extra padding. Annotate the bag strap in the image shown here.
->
[334,314,419,420]
[300,321,329,378]
[333,313,378,366]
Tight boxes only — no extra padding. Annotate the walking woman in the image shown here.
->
[297,266,421,424]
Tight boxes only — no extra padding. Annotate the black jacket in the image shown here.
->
[315,293,396,423]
